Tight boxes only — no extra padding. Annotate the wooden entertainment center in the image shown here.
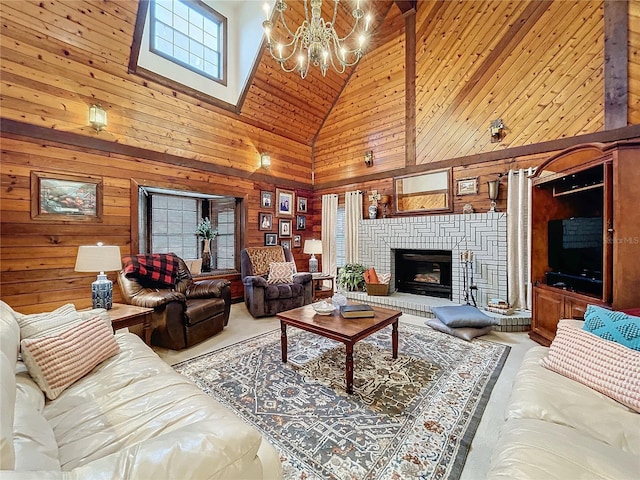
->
[530,141,640,346]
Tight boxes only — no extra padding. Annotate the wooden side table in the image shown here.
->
[108,303,153,346]
[311,274,335,302]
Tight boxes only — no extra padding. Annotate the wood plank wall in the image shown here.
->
[314,0,623,187]
[314,4,407,184]
[1,0,638,313]
[631,1,640,121]
[313,150,550,220]
[0,0,315,313]
[0,132,316,313]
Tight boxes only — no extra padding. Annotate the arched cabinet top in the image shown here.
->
[532,140,639,185]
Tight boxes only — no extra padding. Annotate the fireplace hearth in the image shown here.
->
[395,249,452,299]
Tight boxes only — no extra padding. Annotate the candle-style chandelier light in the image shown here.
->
[262,0,372,79]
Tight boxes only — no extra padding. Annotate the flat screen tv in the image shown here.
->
[548,217,603,279]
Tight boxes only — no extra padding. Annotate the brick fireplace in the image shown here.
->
[358,213,507,305]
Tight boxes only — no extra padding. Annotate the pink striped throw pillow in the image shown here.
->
[540,320,640,412]
[20,316,120,400]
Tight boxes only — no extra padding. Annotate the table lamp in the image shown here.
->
[303,239,323,273]
[74,242,122,309]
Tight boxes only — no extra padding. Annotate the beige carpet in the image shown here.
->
[154,303,537,479]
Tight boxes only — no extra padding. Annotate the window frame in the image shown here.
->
[149,0,228,86]
[132,180,242,275]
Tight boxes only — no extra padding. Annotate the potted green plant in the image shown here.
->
[337,263,367,292]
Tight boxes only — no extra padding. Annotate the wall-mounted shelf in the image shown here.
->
[553,182,603,197]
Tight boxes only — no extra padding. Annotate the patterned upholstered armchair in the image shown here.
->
[118,254,231,350]
[240,246,313,318]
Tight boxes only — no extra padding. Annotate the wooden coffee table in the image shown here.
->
[277,304,402,394]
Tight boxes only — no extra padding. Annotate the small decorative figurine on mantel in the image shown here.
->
[368,190,381,219]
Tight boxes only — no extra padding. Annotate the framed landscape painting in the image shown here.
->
[457,177,478,196]
[31,171,103,222]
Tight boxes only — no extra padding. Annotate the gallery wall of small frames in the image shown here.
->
[259,190,309,249]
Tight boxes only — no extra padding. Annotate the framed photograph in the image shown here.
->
[296,215,306,230]
[264,233,277,246]
[260,191,273,209]
[293,234,301,247]
[281,239,291,250]
[279,219,292,237]
[276,188,295,217]
[297,196,308,213]
[457,177,478,196]
[31,171,103,222]
[259,212,273,231]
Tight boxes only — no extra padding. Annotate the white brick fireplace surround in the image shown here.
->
[358,213,508,305]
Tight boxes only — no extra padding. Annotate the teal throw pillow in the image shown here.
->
[583,304,640,351]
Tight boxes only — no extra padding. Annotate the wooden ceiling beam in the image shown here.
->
[604,0,628,130]
[395,1,417,15]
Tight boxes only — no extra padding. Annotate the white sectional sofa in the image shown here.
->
[487,320,640,479]
[0,301,282,479]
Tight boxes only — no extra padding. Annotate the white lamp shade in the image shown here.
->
[75,244,122,272]
[303,239,323,255]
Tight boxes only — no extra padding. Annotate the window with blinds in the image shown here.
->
[140,187,239,273]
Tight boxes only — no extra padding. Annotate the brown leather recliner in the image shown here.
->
[117,256,231,350]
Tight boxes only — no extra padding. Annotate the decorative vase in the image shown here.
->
[368,204,377,219]
[201,238,212,272]
[331,288,348,307]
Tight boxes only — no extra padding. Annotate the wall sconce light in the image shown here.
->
[260,152,271,168]
[489,119,504,143]
[487,179,500,212]
[89,104,107,133]
[364,151,373,167]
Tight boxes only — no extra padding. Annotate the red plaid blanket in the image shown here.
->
[122,254,180,287]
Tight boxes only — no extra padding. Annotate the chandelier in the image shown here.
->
[262,0,372,79]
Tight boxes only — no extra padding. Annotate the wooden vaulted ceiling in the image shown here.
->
[240,0,397,145]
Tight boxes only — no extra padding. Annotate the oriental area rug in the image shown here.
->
[173,323,510,480]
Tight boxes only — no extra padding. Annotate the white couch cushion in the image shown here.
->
[44,332,268,472]
[13,373,60,471]
[0,301,20,470]
[20,316,120,400]
[0,352,16,471]
[507,346,640,455]
[487,418,640,480]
